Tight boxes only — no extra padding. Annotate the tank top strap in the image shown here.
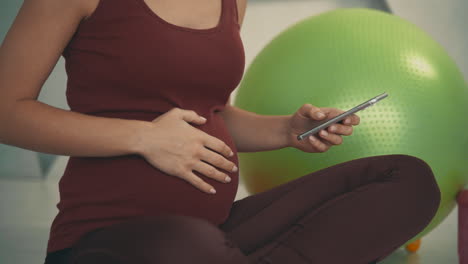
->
[222,0,242,30]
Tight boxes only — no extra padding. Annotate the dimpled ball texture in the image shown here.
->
[233,8,468,247]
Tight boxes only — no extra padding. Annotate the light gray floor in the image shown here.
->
[0,156,460,264]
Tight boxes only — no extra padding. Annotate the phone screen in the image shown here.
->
[297,92,388,141]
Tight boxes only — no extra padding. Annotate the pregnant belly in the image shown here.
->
[57,109,239,226]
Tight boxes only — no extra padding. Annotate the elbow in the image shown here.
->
[0,100,19,142]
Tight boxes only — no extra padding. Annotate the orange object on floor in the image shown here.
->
[405,239,421,253]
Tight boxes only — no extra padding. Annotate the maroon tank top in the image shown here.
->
[46,0,245,253]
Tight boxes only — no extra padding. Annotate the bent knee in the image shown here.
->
[392,154,441,216]
[393,155,439,188]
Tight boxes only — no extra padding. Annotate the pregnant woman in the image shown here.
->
[0,0,440,263]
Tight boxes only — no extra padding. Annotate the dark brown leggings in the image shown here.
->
[44,154,441,264]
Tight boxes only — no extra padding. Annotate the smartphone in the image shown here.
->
[297,92,389,141]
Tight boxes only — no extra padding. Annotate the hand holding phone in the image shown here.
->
[297,92,389,141]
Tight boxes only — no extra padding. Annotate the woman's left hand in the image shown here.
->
[286,104,360,153]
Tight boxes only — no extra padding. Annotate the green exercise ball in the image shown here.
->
[234,8,468,248]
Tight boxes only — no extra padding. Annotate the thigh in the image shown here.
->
[67,214,250,264]
[219,154,440,256]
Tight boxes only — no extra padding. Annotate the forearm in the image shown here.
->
[218,105,291,152]
[0,100,149,157]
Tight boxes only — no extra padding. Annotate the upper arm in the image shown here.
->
[0,0,90,113]
[236,0,247,29]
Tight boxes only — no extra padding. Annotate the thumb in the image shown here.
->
[302,104,326,120]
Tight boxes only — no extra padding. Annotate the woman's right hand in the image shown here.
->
[137,107,238,195]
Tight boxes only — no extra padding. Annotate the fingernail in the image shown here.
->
[232,165,238,172]
[309,135,316,142]
[201,117,207,121]
[316,112,325,118]
[321,130,328,136]
[229,151,234,157]
[210,188,216,194]
[225,176,231,182]
[329,126,336,132]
